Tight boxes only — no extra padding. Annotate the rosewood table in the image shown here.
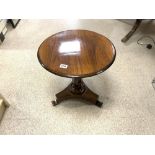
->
[37,30,116,107]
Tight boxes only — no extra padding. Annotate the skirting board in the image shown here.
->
[0,94,10,122]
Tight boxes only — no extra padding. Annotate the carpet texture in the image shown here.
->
[0,19,155,134]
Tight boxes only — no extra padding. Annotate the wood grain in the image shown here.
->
[37,30,116,78]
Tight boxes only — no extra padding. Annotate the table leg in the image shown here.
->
[52,77,103,107]
[152,78,155,90]
[121,19,142,43]
[0,32,5,42]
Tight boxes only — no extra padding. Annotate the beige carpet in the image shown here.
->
[0,19,155,134]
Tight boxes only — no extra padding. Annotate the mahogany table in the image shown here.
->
[37,30,116,107]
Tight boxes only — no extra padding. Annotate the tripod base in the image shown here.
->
[52,78,103,108]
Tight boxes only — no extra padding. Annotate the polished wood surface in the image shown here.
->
[38,30,116,78]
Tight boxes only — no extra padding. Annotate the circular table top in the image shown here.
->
[37,30,116,78]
